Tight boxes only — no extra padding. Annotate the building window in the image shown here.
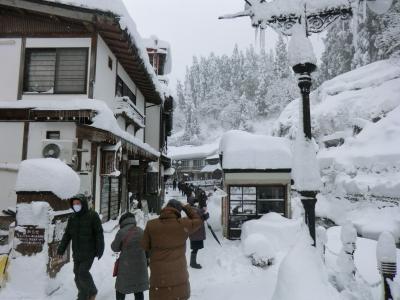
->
[46,131,60,140]
[108,56,113,70]
[24,48,88,94]
[229,185,285,216]
[116,76,136,105]
[193,159,204,168]
[179,160,190,168]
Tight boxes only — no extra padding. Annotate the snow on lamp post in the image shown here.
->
[220,0,393,246]
[377,231,397,300]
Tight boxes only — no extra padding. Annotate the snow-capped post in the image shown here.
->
[14,158,80,294]
[377,231,397,300]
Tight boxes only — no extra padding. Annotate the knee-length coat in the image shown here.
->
[111,216,149,294]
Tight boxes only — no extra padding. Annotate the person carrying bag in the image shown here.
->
[111,213,149,300]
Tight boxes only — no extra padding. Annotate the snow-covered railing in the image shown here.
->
[114,96,145,128]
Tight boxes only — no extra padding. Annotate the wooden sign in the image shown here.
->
[15,226,45,255]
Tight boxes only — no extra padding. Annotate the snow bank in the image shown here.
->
[272,239,341,300]
[316,195,400,242]
[220,130,292,170]
[274,58,400,141]
[15,158,80,199]
[0,99,160,157]
[241,213,303,253]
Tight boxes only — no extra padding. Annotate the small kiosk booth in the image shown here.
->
[220,131,292,240]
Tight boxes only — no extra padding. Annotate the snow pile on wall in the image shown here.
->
[241,213,303,254]
[0,99,160,157]
[15,158,80,199]
[220,130,292,170]
[16,202,51,228]
[272,239,341,300]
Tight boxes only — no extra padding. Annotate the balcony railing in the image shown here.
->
[114,96,145,128]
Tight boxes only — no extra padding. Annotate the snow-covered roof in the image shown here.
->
[36,0,165,103]
[15,158,80,199]
[143,35,172,75]
[168,142,219,161]
[0,99,160,157]
[220,130,292,170]
[200,163,222,173]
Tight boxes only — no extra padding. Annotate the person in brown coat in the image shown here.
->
[141,199,202,300]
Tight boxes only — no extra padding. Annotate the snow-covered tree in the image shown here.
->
[375,0,400,57]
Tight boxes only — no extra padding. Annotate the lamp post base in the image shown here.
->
[300,190,318,246]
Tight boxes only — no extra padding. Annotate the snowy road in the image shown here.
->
[1,189,279,300]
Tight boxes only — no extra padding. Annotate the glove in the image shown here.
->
[202,212,210,221]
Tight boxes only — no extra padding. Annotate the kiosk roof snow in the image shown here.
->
[15,158,80,199]
[220,130,292,171]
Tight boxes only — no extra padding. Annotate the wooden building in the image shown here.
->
[0,0,173,224]
[219,131,293,240]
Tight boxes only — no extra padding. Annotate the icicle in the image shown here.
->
[260,27,266,50]
[254,26,259,48]
[351,0,359,49]
[362,0,367,21]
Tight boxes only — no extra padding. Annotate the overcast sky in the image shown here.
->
[124,0,325,88]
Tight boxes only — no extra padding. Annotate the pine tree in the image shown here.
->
[318,20,354,84]
[375,0,400,58]
[274,35,290,79]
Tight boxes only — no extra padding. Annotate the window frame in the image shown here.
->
[228,184,287,217]
[23,47,89,95]
[115,75,136,105]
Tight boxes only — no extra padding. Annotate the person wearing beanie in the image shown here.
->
[111,212,149,300]
[141,199,202,300]
[57,194,104,300]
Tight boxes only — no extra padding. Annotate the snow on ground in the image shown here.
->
[317,194,400,242]
[325,226,400,300]
[1,188,396,300]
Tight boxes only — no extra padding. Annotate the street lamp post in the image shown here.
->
[220,0,393,246]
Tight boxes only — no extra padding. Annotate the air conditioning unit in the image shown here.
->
[42,139,77,165]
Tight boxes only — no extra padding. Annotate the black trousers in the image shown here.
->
[73,258,97,300]
[116,290,144,300]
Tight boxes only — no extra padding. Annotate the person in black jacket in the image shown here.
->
[57,194,104,300]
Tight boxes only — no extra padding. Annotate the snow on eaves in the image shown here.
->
[220,130,292,170]
[42,0,166,100]
[15,158,80,199]
[0,99,160,157]
[168,142,219,161]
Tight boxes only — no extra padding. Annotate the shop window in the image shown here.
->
[24,48,88,94]
[257,186,285,215]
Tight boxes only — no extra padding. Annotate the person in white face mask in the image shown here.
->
[57,194,104,300]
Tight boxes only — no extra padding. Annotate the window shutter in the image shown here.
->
[24,49,56,93]
[55,48,88,94]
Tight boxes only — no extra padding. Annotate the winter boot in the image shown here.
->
[190,252,202,269]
